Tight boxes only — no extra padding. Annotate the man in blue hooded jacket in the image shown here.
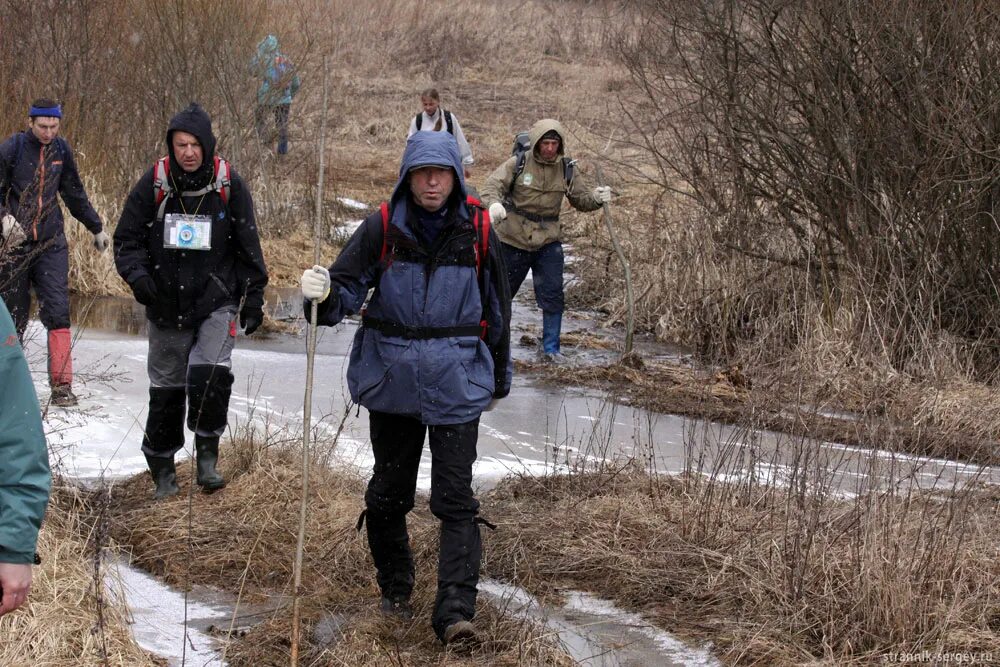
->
[300,131,511,644]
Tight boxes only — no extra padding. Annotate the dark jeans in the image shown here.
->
[0,235,70,337]
[254,103,291,154]
[500,240,565,314]
[365,411,481,639]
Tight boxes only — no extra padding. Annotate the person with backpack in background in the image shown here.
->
[481,119,611,363]
[299,131,511,645]
[0,99,110,407]
[252,34,300,155]
[0,296,51,618]
[114,103,268,500]
[407,88,474,179]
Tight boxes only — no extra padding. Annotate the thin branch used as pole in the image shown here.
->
[290,55,328,667]
[595,165,635,356]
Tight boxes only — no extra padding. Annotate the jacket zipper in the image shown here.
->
[34,146,44,241]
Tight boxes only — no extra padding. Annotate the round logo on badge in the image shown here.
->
[522,173,533,186]
[178,225,195,245]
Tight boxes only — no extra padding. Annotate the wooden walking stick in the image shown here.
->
[290,56,329,666]
[595,165,635,356]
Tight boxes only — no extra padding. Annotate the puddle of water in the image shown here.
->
[106,558,227,666]
[479,579,719,667]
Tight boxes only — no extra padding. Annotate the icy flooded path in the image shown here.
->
[36,307,1000,496]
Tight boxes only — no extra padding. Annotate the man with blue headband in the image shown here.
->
[0,98,109,407]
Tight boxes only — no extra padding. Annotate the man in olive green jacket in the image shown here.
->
[0,297,51,617]
[481,119,611,361]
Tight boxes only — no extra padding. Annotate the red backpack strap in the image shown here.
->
[466,195,488,275]
[379,201,390,263]
[467,196,491,339]
[213,156,231,205]
[153,156,170,205]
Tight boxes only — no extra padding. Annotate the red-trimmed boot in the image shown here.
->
[48,328,78,407]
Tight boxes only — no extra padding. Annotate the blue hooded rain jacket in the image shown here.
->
[308,132,512,424]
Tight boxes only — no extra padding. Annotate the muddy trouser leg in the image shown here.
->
[428,418,481,640]
[0,242,34,341]
[532,241,565,354]
[185,305,238,438]
[500,242,533,301]
[254,104,270,145]
[365,411,425,602]
[275,104,291,154]
[31,237,73,385]
[144,321,196,458]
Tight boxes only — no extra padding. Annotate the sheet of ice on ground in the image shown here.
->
[107,559,227,666]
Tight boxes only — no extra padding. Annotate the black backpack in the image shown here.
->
[415,109,454,135]
[509,131,575,197]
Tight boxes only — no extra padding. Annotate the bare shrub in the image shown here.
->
[605,0,1000,382]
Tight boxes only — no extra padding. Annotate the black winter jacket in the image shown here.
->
[114,105,268,329]
[0,131,102,241]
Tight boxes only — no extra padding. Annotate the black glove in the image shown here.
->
[240,306,263,336]
[130,275,158,306]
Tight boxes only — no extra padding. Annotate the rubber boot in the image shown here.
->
[48,328,77,406]
[144,454,179,500]
[541,311,563,361]
[194,435,226,492]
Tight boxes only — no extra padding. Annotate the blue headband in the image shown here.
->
[29,105,62,119]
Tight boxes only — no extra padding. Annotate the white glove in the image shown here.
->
[488,202,507,221]
[593,186,612,204]
[300,265,331,301]
[93,231,110,252]
[1,214,25,245]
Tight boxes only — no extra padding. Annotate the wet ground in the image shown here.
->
[29,290,1000,665]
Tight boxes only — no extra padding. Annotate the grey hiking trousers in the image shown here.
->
[142,305,237,457]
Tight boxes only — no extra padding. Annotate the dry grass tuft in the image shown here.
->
[483,466,1000,665]
[0,483,159,666]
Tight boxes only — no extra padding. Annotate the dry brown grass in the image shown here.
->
[0,483,159,666]
[106,424,574,665]
[482,467,1000,666]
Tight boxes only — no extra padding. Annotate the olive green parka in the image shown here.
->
[481,119,602,251]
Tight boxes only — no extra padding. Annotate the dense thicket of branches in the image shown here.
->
[618,0,1000,375]
[0,0,272,189]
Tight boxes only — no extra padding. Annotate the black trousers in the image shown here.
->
[365,411,481,639]
[0,236,71,336]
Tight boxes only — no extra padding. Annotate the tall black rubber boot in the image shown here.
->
[365,511,415,604]
[144,454,179,500]
[432,518,483,641]
[194,435,226,492]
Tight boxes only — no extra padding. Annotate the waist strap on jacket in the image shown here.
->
[505,202,560,224]
[363,315,485,339]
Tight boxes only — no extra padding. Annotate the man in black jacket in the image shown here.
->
[114,103,268,500]
[0,98,109,407]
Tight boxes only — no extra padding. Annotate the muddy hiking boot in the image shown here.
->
[194,435,226,492]
[379,596,414,620]
[144,454,179,500]
[442,620,477,645]
[50,384,78,407]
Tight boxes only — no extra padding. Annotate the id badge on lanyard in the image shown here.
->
[164,213,212,251]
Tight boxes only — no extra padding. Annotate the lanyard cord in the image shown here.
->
[168,171,208,216]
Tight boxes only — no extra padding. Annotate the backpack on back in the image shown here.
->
[372,195,491,339]
[152,155,231,223]
[508,131,575,197]
[415,109,454,135]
